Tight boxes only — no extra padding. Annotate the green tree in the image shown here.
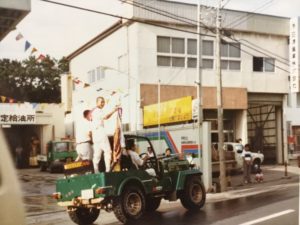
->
[0,56,69,103]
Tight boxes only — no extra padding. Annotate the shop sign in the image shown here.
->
[143,96,192,126]
[0,103,36,124]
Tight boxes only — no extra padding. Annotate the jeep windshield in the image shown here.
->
[53,142,74,153]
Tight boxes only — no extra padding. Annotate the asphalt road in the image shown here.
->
[23,169,299,225]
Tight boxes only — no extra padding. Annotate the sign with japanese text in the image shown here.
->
[290,17,300,93]
[0,103,36,124]
[143,96,192,126]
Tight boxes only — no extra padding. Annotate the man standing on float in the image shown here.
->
[91,96,118,172]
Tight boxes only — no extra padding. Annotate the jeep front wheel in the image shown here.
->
[68,207,100,225]
[180,176,206,210]
[113,185,145,223]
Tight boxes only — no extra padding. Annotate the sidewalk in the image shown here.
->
[207,164,299,202]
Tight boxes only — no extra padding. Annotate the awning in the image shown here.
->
[0,0,31,41]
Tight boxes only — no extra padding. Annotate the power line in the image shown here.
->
[39,0,215,38]
[40,0,289,73]
[122,0,289,73]
[226,0,274,28]
[221,0,232,9]
[125,0,289,64]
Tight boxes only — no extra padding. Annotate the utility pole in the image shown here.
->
[158,79,161,151]
[216,0,227,192]
[197,1,203,169]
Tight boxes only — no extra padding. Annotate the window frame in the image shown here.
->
[220,41,241,71]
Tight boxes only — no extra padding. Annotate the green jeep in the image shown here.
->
[37,140,77,173]
[53,135,206,224]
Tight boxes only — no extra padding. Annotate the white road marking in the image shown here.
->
[239,209,295,225]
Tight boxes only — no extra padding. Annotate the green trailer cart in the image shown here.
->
[37,140,77,173]
[53,135,206,224]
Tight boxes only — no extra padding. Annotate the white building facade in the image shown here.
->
[64,0,295,164]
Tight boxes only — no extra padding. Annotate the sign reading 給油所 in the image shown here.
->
[0,103,36,124]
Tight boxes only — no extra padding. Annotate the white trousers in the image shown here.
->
[93,140,112,173]
[76,142,92,160]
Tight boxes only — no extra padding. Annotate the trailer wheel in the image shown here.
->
[68,207,100,225]
[113,185,145,223]
[145,196,161,212]
[180,176,206,210]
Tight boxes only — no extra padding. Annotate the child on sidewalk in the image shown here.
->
[255,168,264,183]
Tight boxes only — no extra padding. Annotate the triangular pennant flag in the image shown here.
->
[32,103,38,109]
[73,77,81,84]
[15,33,24,41]
[25,41,31,51]
[1,96,6,103]
[37,54,46,61]
[84,83,90,88]
[30,47,38,55]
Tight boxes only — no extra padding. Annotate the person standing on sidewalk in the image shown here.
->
[75,110,93,161]
[242,144,253,184]
[91,96,118,173]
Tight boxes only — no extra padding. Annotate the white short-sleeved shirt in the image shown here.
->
[123,150,144,168]
[91,107,108,142]
[242,150,252,162]
[75,119,92,143]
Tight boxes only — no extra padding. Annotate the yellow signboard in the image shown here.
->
[143,96,192,126]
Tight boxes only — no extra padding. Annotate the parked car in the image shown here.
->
[0,128,26,225]
[37,140,77,173]
[213,142,264,173]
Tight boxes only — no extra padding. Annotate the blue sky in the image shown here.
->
[0,0,299,61]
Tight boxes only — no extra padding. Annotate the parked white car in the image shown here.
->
[0,128,26,225]
[223,142,264,173]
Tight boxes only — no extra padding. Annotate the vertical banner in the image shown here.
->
[290,18,300,93]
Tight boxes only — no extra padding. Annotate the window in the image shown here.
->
[187,58,197,68]
[202,40,214,56]
[202,40,214,69]
[203,59,214,69]
[221,42,241,71]
[172,57,185,67]
[96,67,105,80]
[157,56,171,66]
[157,36,185,68]
[157,36,215,69]
[172,38,184,54]
[87,70,96,84]
[187,39,197,55]
[157,37,170,53]
[264,58,275,72]
[253,57,275,72]
[297,92,300,107]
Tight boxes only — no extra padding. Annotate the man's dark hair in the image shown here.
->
[244,144,251,150]
[125,138,135,150]
[83,110,91,118]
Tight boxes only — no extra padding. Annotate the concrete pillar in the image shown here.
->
[202,121,212,191]
[40,125,53,154]
[235,109,248,145]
